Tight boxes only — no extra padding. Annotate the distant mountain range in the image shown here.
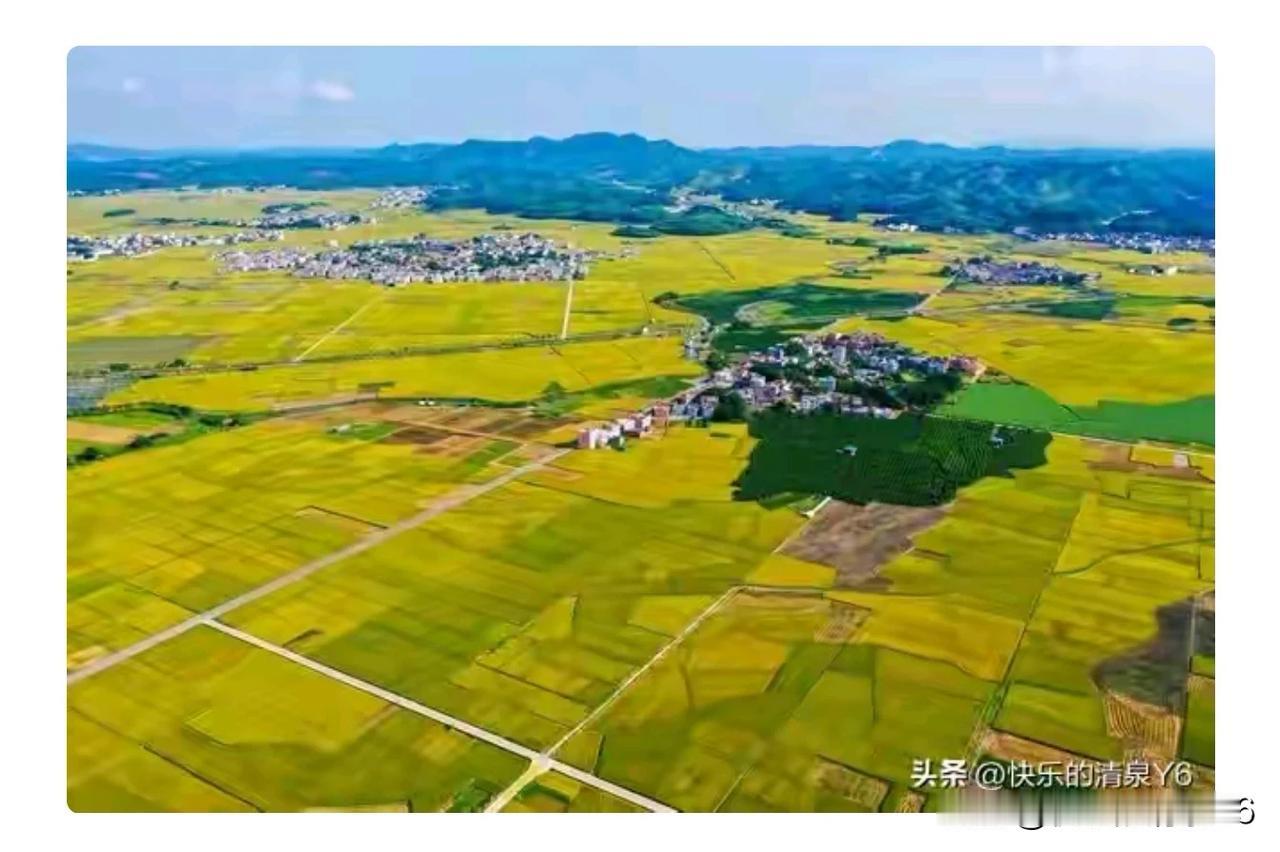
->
[67,133,1215,236]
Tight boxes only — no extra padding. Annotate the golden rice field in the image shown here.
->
[68,191,1216,811]
[71,191,1214,434]
[501,771,646,813]
[220,425,803,752]
[69,192,980,370]
[67,410,1214,809]
[835,311,1214,407]
[67,413,525,670]
[103,334,701,411]
[69,625,525,812]
[556,433,1213,808]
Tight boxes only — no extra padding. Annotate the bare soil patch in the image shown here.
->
[781,499,945,587]
[67,420,146,445]
[1087,443,1209,482]
[380,425,452,447]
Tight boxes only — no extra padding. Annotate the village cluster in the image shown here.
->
[66,229,283,261]
[943,256,1099,287]
[217,231,599,285]
[197,209,369,230]
[1022,230,1215,256]
[576,331,982,450]
[369,187,434,209]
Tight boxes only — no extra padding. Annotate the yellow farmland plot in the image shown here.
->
[70,199,927,369]
[106,335,700,411]
[219,426,805,753]
[501,771,645,813]
[67,415,520,668]
[66,189,1217,810]
[558,432,1213,807]
[66,403,1215,809]
[69,626,525,812]
[836,311,1214,406]
[67,188,379,236]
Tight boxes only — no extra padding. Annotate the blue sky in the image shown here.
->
[68,46,1214,150]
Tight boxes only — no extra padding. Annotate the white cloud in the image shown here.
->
[121,77,145,94]
[309,79,355,102]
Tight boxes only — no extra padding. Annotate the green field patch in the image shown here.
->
[531,374,694,417]
[1019,293,1214,325]
[325,421,402,442]
[69,335,207,370]
[734,411,1050,507]
[75,406,187,430]
[941,381,1214,447]
[1182,680,1215,767]
[665,283,923,327]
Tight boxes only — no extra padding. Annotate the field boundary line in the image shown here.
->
[66,449,569,686]
[546,586,740,759]
[293,292,385,362]
[203,619,674,814]
[488,583,829,812]
[203,620,540,759]
[487,586,755,812]
[559,278,575,340]
[694,241,736,282]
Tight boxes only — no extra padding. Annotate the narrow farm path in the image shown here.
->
[67,449,569,686]
[205,620,673,813]
[293,291,386,362]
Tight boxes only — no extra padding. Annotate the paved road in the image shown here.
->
[67,449,569,686]
[206,620,674,813]
[485,588,745,812]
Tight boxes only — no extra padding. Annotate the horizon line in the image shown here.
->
[66,132,1217,156]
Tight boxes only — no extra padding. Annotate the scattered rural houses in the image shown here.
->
[369,187,434,209]
[943,255,1099,287]
[67,229,283,261]
[199,208,370,230]
[876,219,919,233]
[576,411,656,449]
[689,331,981,421]
[575,330,984,450]
[1126,263,1181,276]
[1020,229,1215,256]
[218,231,603,285]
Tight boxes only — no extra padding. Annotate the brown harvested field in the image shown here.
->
[781,500,945,587]
[379,425,453,447]
[810,759,889,811]
[1104,691,1181,760]
[813,599,869,643]
[892,791,926,813]
[1088,442,1209,482]
[502,414,579,439]
[428,433,489,457]
[378,402,574,442]
[979,729,1101,769]
[66,420,146,445]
